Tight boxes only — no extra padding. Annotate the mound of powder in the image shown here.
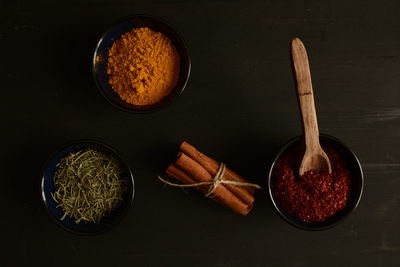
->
[107,27,180,105]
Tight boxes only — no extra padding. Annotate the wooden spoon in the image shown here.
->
[291,38,332,176]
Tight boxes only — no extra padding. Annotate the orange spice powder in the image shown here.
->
[107,27,180,105]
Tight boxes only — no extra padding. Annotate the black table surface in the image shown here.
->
[1,0,400,266]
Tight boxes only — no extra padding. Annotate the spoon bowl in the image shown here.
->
[299,149,331,175]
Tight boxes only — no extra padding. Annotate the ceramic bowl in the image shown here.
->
[267,134,363,230]
[92,15,191,113]
[41,140,134,234]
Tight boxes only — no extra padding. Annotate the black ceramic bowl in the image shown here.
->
[93,15,191,113]
[41,140,134,235]
[268,134,363,230]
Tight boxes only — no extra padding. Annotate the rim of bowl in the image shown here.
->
[267,134,364,231]
[92,14,191,114]
[40,139,135,235]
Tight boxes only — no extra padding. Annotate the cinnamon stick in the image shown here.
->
[166,163,208,193]
[180,141,256,202]
[166,163,225,207]
[173,152,252,215]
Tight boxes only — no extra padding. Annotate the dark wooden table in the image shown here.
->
[1,0,400,266]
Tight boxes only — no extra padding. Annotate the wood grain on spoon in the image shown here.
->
[291,37,332,176]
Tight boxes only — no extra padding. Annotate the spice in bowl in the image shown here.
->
[272,144,351,223]
[51,148,128,223]
[107,27,180,106]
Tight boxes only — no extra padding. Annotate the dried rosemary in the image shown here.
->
[51,148,128,223]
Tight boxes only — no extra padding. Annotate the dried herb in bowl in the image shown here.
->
[51,148,128,223]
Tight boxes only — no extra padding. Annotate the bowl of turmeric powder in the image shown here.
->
[93,15,190,113]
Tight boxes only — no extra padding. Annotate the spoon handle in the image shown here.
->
[291,38,320,150]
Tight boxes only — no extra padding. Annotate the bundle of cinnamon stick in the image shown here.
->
[163,141,260,215]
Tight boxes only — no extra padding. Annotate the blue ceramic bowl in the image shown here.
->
[41,140,134,235]
[268,134,364,230]
[93,15,191,113]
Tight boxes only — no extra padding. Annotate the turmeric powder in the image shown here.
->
[107,27,180,106]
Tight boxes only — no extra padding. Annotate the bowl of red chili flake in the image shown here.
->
[268,134,363,230]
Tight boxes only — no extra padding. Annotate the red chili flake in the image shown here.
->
[272,144,351,223]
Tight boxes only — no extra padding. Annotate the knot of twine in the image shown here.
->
[158,163,261,198]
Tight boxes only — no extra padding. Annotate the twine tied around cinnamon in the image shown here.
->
[157,163,261,197]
